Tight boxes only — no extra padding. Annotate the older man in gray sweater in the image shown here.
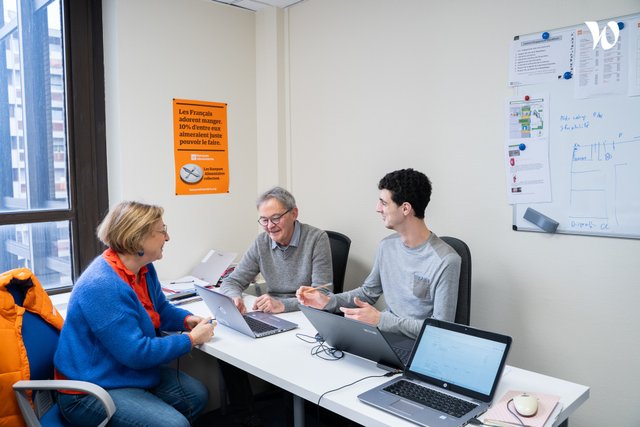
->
[218,187,333,424]
[220,186,333,313]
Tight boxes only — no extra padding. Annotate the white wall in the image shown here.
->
[102,0,258,278]
[285,1,640,426]
[101,0,640,424]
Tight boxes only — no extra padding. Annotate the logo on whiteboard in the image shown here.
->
[584,21,620,50]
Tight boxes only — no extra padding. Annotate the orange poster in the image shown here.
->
[173,99,229,195]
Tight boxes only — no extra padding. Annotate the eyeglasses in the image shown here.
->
[155,224,168,236]
[257,209,291,226]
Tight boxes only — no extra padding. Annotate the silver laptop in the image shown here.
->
[358,319,512,427]
[299,305,414,370]
[190,249,236,285]
[165,249,236,302]
[195,285,298,338]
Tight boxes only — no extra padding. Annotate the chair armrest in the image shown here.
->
[13,380,116,427]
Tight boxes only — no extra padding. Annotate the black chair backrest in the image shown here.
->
[440,236,471,326]
[325,230,351,294]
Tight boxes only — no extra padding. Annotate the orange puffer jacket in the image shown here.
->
[0,268,64,427]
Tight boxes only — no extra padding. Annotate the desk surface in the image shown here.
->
[187,296,589,427]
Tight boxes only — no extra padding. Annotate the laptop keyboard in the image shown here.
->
[392,346,412,365]
[384,380,477,418]
[243,315,278,334]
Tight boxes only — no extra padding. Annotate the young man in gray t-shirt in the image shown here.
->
[298,168,461,339]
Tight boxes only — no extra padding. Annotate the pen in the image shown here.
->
[302,283,333,294]
[170,279,195,284]
[173,297,202,306]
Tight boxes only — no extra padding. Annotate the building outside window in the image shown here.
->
[0,0,107,291]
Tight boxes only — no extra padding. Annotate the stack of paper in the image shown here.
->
[161,275,209,295]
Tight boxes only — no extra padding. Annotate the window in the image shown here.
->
[0,0,107,292]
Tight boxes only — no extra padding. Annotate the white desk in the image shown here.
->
[186,296,589,427]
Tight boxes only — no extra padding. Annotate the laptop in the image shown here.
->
[358,319,512,427]
[165,249,236,302]
[195,285,298,338]
[299,305,414,370]
[190,249,236,286]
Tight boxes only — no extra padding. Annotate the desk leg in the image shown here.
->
[293,395,305,427]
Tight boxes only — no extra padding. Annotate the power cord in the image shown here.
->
[468,399,527,427]
[506,398,527,426]
[315,371,401,424]
[295,332,344,361]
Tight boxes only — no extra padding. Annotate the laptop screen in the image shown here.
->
[408,322,510,399]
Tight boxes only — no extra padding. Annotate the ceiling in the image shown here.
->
[212,0,306,12]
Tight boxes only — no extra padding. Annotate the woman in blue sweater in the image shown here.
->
[54,201,215,426]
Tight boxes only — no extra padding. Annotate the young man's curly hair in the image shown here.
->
[378,168,432,219]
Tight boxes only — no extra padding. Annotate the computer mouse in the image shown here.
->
[513,393,538,417]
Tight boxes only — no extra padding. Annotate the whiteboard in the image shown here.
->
[511,13,640,239]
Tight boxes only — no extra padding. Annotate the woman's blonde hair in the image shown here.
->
[96,201,164,254]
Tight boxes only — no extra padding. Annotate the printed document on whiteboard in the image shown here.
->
[574,23,627,98]
[504,95,552,204]
[509,29,574,86]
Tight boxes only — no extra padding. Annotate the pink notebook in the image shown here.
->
[482,390,561,427]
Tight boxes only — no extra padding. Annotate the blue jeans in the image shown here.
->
[57,367,208,426]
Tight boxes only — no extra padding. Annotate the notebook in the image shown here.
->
[482,390,561,427]
[358,319,512,427]
[299,305,414,370]
[195,285,298,338]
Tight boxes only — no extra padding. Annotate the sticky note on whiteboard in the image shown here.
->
[523,208,559,233]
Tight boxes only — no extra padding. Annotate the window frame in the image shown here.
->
[0,0,108,293]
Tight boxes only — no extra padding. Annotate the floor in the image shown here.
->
[194,388,363,427]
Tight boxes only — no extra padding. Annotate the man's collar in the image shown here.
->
[271,220,301,250]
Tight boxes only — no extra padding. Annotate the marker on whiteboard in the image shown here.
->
[519,143,526,151]
[542,31,550,40]
[523,208,559,233]
[524,95,530,101]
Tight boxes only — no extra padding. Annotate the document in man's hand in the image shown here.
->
[482,390,561,427]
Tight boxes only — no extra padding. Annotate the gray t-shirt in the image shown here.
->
[220,221,333,312]
[325,232,461,339]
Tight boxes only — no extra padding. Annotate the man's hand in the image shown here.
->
[232,296,247,314]
[252,295,285,313]
[339,297,380,326]
[296,286,330,309]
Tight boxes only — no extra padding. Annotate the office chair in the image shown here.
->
[440,236,472,326]
[0,268,115,427]
[325,230,351,294]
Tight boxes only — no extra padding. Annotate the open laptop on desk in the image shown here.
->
[358,319,512,427]
[164,249,236,302]
[195,285,298,338]
[299,305,414,370]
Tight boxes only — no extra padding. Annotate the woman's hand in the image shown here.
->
[189,317,216,346]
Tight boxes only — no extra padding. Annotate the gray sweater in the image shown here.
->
[220,222,333,312]
[324,232,460,339]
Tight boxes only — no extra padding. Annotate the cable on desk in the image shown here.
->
[295,332,344,361]
[506,399,527,427]
[314,371,401,424]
